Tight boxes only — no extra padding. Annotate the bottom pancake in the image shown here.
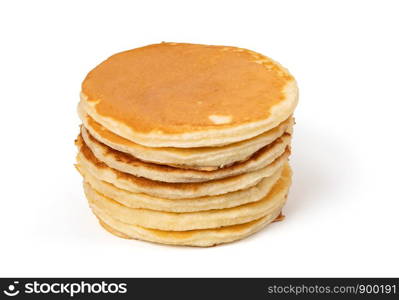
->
[93,207,283,247]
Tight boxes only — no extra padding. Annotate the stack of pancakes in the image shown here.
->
[75,43,298,247]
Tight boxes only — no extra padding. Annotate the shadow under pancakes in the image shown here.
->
[285,122,358,217]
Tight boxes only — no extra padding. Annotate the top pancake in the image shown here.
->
[81,42,298,148]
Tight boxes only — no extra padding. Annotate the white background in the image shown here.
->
[1,0,398,277]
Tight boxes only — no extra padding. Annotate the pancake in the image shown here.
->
[78,105,294,170]
[76,137,290,199]
[80,42,298,148]
[80,127,291,182]
[76,164,284,212]
[84,164,291,231]
[93,208,283,247]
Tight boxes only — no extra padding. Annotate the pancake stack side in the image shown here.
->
[75,42,299,247]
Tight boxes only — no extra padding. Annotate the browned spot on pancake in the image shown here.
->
[82,43,293,134]
[77,135,107,169]
[273,212,285,222]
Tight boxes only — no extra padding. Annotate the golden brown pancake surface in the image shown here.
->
[82,42,293,134]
